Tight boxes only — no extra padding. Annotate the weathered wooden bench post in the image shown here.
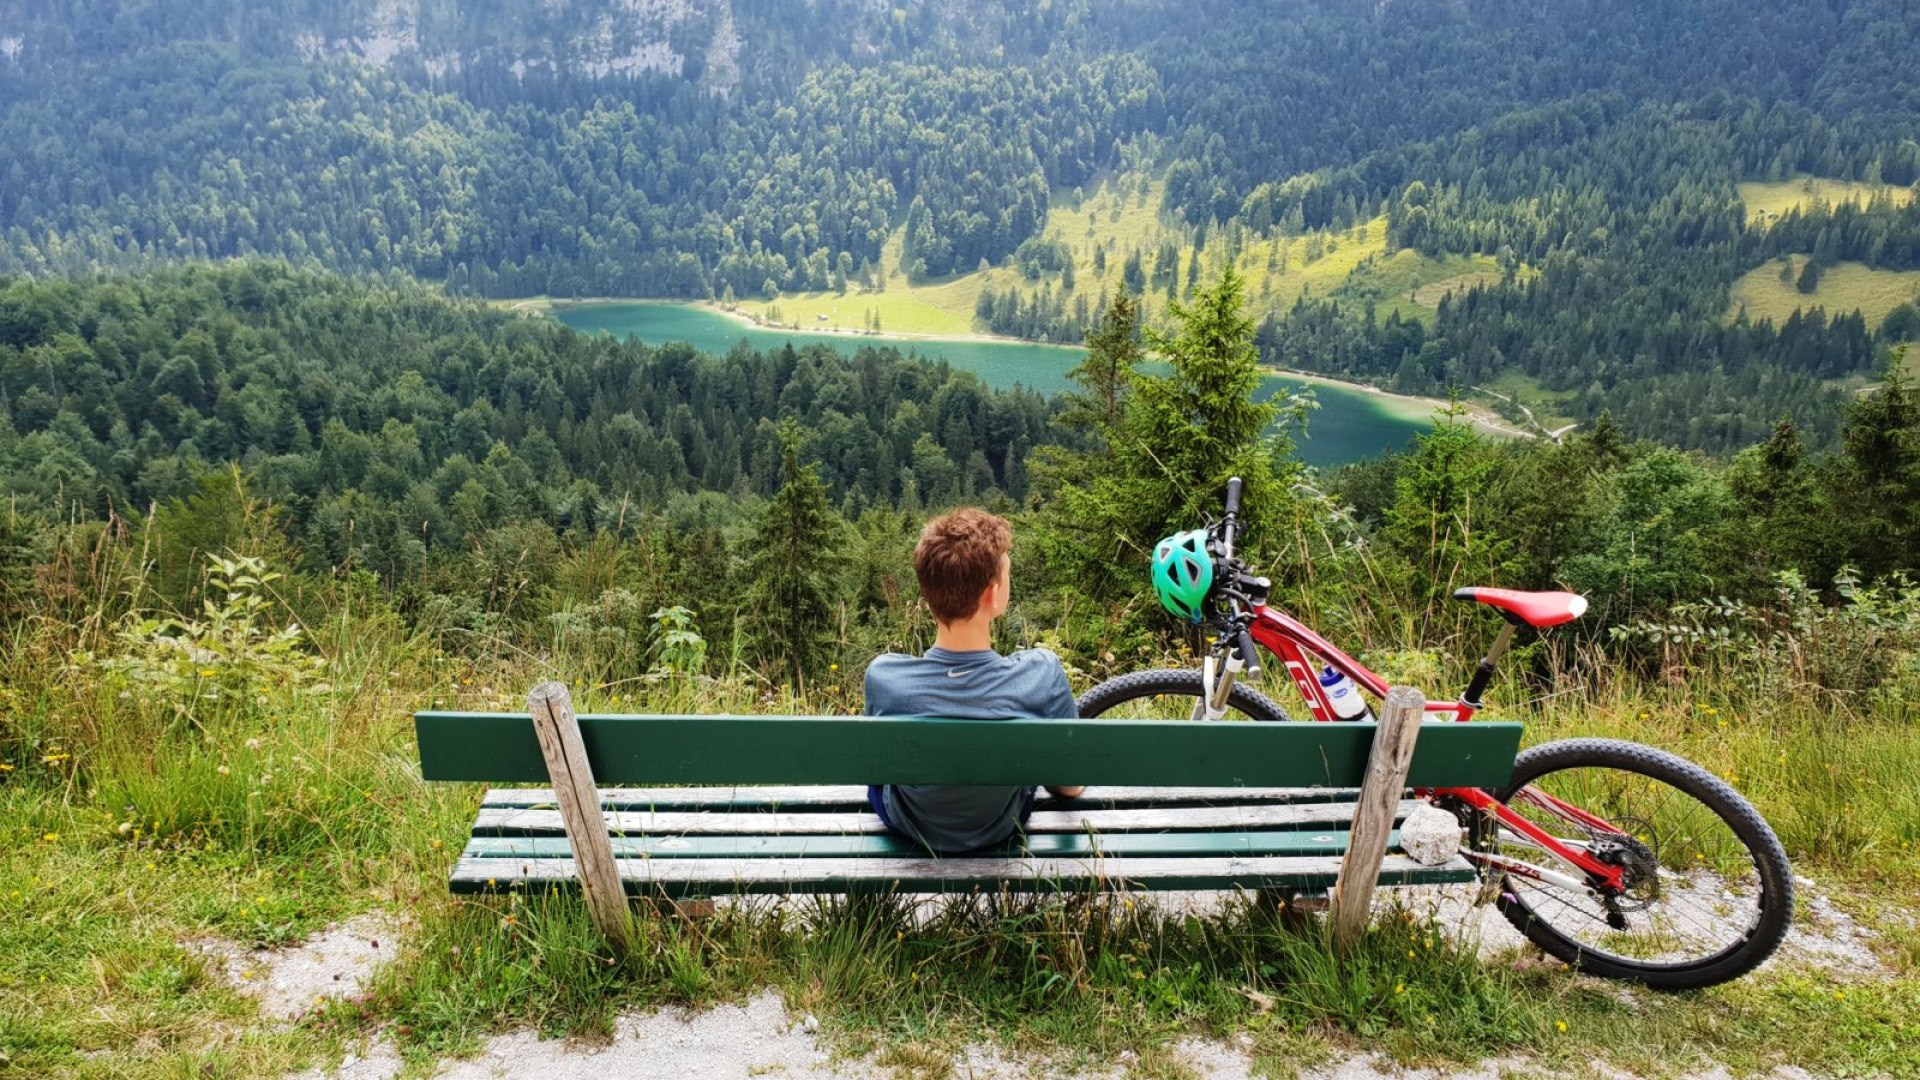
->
[526,680,634,954]
[1329,685,1426,952]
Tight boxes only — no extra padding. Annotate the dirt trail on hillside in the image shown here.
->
[283,988,1826,1080]
[270,877,1886,1080]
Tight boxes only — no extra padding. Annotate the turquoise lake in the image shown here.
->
[554,302,1435,467]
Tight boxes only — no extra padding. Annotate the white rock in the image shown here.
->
[1398,803,1465,866]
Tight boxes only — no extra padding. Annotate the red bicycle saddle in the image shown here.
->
[1452,587,1589,627]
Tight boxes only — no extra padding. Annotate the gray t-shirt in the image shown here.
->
[865,645,1078,853]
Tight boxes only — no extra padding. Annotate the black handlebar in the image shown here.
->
[1219,476,1244,561]
[1237,628,1262,678]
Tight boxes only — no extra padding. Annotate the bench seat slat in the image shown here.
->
[448,852,1475,896]
[460,828,1393,861]
[415,713,1524,789]
[478,785,1361,810]
[472,800,1426,837]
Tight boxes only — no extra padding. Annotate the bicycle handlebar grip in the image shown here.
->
[1237,629,1262,679]
[1224,476,1243,517]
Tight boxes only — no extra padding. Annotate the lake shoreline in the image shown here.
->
[1262,367,1531,440]
[533,297,1523,460]
[516,296,1518,431]
[512,295,1086,355]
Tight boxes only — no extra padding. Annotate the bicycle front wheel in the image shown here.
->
[1076,667,1294,722]
[1479,738,1794,990]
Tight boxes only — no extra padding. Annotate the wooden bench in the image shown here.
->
[415,683,1522,950]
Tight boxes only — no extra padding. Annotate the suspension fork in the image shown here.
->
[1193,648,1246,721]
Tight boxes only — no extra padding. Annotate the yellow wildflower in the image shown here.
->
[1556,1020,1568,1033]
[41,833,57,843]
[0,762,13,772]
[1394,983,1405,994]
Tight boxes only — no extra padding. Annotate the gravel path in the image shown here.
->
[263,874,1888,1079]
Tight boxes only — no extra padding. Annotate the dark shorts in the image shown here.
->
[867,784,1039,849]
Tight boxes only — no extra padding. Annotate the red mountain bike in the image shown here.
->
[1077,478,1793,989]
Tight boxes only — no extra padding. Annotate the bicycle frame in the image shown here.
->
[1244,602,1629,893]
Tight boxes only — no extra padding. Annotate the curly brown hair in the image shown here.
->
[913,508,1012,624]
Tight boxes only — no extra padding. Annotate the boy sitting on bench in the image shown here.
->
[866,508,1083,854]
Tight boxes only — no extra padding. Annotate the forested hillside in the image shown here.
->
[2,0,1918,448]
[3,264,1916,694]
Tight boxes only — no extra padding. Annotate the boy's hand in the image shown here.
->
[1045,785,1085,798]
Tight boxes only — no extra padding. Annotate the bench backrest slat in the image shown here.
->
[414,713,1522,790]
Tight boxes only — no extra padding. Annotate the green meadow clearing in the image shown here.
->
[1738,177,1916,225]
[1730,258,1920,331]
[732,174,1517,340]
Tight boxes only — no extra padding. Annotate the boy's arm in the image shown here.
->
[1042,660,1084,798]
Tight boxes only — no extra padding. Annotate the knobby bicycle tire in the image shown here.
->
[1076,667,1294,722]
[1483,737,1794,990]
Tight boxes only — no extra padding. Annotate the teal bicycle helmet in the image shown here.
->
[1151,529,1214,622]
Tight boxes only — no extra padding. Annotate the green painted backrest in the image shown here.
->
[414,713,1523,790]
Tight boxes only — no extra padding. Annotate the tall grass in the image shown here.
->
[4,527,1919,1077]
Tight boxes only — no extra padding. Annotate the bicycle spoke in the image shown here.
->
[1492,762,1765,968]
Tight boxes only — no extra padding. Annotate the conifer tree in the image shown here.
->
[745,423,850,691]
[1038,269,1295,605]
[1125,264,1289,536]
[1383,400,1505,605]
[1836,365,1920,578]
[1058,292,1142,450]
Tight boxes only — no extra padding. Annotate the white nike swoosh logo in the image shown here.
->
[946,669,968,678]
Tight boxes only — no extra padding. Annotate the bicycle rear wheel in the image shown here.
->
[1478,738,1793,989]
[1076,667,1294,722]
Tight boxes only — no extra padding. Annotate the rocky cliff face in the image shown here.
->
[0,0,768,91]
[0,1,1089,89]
[295,0,733,91]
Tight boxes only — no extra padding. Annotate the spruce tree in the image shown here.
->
[745,424,850,691]
[1836,365,1920,579]
[1382,400,1506,606]
[1029,290,1146,599]
[1125,264,1289,536]
[1797,258,1822,294]
[1059,292,1142,449]
[1037,268,1296,604]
